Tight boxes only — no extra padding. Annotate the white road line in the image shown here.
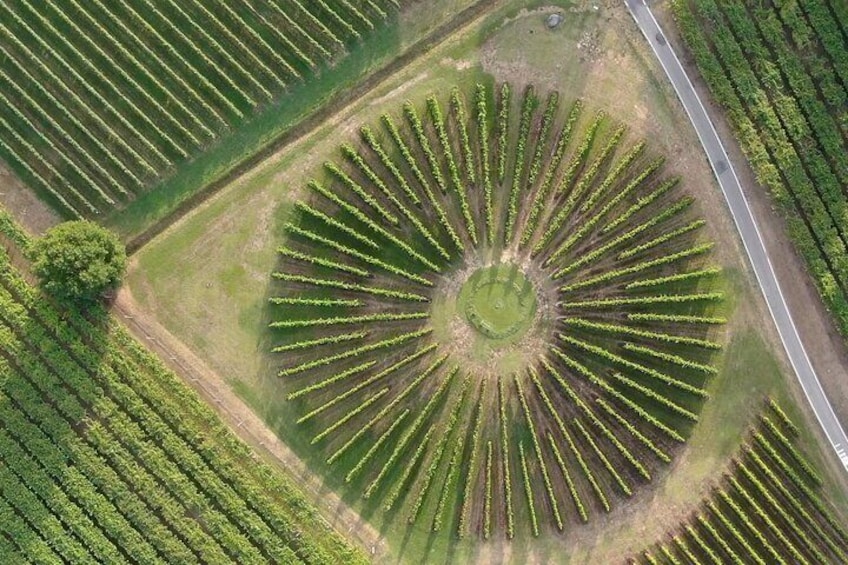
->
[624,0,848,472]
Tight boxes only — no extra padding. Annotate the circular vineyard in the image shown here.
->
[270,83,724,539]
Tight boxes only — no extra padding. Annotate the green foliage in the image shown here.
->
[520,99,583,247]
[458,384,485,537]
[0,206,32,249]
[0,0,398,221]
[516,375,562,531]
[329,355,448,464]
[428,95,477,244]
[407,379,469,523]
[505,85,538,244]
[276,329,431,377]
[475,83,495,242]
[483,441,494,538]
[0,243,365,563]
[31,220,126,305]
[366,367,456,500]
[518,442,539,536]
[495,82,512,183]
[450,87,476,186]
[526,91,559,189]
[673,0,848,335]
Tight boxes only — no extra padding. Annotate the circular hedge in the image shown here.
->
[269,82,724,539]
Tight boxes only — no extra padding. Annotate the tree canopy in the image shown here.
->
[31,220,127,305]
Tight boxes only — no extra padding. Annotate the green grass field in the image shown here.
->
[456,264,538,345]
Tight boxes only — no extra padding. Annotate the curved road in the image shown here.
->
[624,0,848,472]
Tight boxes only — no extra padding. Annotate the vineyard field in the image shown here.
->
[0,0,405,230]
[0,231,364,564]
[673,0,848,335]
[266,80,726,538]
[111,2,848,561]
[633,401,848,564]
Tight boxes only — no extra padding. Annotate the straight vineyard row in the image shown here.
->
[674,0,848,335]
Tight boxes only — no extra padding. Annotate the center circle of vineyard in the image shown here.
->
[269,83,724,539]
[459,264,537,342]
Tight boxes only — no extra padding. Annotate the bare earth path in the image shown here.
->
[115,286,388,557]
[625,0,848,473]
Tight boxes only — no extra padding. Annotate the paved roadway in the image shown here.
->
[624,0,848,472]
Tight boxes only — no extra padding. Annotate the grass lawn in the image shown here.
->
[125,2,848,561]
[459,264,537,341]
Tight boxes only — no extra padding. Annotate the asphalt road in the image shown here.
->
[624,0,848,472]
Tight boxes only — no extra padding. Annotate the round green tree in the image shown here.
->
[31,220,127,305]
